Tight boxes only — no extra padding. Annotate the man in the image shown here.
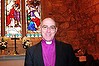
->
[24,18,79,66]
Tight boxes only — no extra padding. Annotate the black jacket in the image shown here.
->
[24,40,79,66]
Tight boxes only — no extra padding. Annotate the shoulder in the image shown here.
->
[56,40,72,47]
[55,40,75,55]
[55,40,74,51]
[26,41,41,52]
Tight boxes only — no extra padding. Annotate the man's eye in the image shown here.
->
[42,26,47,28]
[42,25,56,30]
[50,26,56,29]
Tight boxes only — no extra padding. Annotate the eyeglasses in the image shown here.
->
[41,25,56,30]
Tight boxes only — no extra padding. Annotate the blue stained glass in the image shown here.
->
[27,21,36,31]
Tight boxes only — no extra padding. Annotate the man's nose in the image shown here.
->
[47,27,51,32]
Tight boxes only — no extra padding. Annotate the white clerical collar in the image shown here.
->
[46,41,52,44]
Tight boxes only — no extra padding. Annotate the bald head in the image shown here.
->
[41,18,56,26]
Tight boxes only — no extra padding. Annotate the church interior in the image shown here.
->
[0,0,99,66]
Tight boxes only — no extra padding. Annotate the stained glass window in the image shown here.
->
[5,0,22,38]
[25,0,41,37]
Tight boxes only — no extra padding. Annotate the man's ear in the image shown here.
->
[55,27,58,33]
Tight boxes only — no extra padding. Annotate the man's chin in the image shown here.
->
[45,39,51,42]
[42,37,54,41]
[44,38,53,42]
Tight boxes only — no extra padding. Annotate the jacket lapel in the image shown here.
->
[35,42,44,66]
[55,40,60,66]
[55,40,66,66]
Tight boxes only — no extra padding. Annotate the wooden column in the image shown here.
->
[21,0,26,37]
[41,0,46,20]
[1,0,5,37]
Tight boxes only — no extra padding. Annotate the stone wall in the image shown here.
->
[42,0,99,59]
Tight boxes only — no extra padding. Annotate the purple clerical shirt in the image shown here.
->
[41,39,56,66]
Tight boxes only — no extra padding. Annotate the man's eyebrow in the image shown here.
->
[42,25,56,26]
[42,25,47,26]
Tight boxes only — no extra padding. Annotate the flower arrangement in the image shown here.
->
[22,36,31,49]
[22,40,30,49]
[0,38,8,50]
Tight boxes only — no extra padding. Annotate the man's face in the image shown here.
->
[40,18,57,41]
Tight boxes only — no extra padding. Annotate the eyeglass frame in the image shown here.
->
[41,25,57,31]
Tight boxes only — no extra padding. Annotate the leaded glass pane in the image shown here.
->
[5,0,22,38]
[25,0,41,37]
